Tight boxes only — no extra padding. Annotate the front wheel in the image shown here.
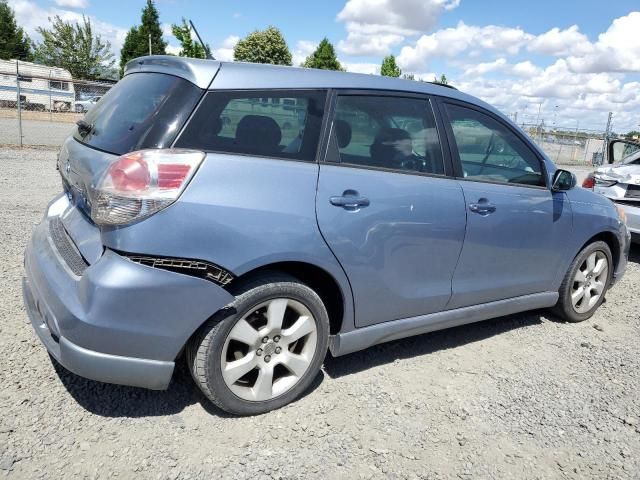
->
[554,241,612,322]
[187,273,329,415]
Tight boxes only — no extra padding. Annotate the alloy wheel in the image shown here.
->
[220,298,318,401]
[571,251,608,314]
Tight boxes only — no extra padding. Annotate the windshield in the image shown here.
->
[74,73,202,155]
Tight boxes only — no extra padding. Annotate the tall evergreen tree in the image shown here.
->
[119,0,166,73]
[34,15,114,79]
[380,55,401,77]
[119,27,139,73]
[0,0,32,61]
[171,18,208,59]
[302,38,342,71]
[234,26,292,66]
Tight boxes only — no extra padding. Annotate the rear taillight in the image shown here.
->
[582,175,595,189]
[89,149,205,225]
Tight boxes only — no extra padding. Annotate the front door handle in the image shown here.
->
[469,199,496,216]
[330,190,370,210]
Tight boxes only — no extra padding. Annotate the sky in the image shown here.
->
[7,0,640,132]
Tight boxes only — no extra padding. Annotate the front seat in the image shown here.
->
[369,128,413,168]
[235,115,282,155]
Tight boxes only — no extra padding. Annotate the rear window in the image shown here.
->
[74,73,202,155]
[175,90,327,162]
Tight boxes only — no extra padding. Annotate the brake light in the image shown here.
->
[90,149,205,225]
[582,175,595,189]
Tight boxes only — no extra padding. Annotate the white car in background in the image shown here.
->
[583,139,640,242]
[74,95,101,113]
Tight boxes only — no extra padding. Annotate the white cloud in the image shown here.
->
[342,62,380,75]
[463,58,507,76]
[527,25,593,56]
[54,0,88,8]
[398,21,533,71]
[511,61,541,77]
[9,0,127,57]
[166,44,181,56]
[565,12,640,73]
[291,40,318,66]
[213,35,239,62]
[336,0,460,56]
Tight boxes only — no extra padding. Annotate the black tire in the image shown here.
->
[554,241,613,322]
[187,272,330,415]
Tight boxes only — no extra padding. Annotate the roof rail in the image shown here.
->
[426,81,457,90]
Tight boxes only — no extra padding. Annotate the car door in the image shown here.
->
[439,100,572,309]
[316,92,467,328]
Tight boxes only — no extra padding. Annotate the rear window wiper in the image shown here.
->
[76,119,93,137]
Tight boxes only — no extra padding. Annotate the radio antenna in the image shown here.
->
[189,20,214,60]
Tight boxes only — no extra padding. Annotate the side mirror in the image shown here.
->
[552,169,576,192]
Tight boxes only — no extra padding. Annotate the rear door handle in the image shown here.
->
[330,190,370,210]
[469,200,496,215]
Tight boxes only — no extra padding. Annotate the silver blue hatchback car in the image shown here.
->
[23,56,630,415]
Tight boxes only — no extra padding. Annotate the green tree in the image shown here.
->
[302,38,342,71]
[119,27,139,72]
[171,18,208,59]
[33,15,114,79]
[0,0,32,61]
[234,26,292,65]
[119,0,166,73]
[380,55,401,77]
[433,74,448,85]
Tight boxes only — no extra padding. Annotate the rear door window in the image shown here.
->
[175,90,327,161]
[329,94,445,175]
[74,73,202,155]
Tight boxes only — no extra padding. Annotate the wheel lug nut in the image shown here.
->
[256,349,263,356]
[275,347,282,354]
[274,335,281,343]
[264,355,271,363]
[262,337,269,344]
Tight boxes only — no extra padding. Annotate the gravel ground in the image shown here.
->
[1,147,639,480]
[0,117,76,148]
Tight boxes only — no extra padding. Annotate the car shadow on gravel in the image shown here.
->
[51,357,204,418]
[51,355,325,418]
[628,244,640,264]
[323,311,544,378]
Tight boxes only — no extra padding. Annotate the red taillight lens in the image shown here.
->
[582,175,595,189]
[109,153,150,192]
[90,149,205,225]
[158,164,192,189]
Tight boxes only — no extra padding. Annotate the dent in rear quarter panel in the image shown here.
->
[100,153,356,331]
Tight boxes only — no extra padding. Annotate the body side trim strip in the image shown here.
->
[329,292,558,356]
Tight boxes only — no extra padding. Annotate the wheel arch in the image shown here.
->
[579,230,620,271]
[229,261,347,335]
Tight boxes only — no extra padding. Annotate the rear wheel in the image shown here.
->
[187,273,329,415]
[554,241,612,322]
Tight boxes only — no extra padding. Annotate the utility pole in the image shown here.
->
[149,34,152,55]
[534,101,542,141]
[603,111,613,164]
[16,60,23,147]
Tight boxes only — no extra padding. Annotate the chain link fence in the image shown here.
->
[0,60,114,147]
[519,124,608,166]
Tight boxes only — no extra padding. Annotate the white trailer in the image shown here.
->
[0,59,75,112]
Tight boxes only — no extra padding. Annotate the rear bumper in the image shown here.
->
[23,195,235,390]
[23,277,174,390]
